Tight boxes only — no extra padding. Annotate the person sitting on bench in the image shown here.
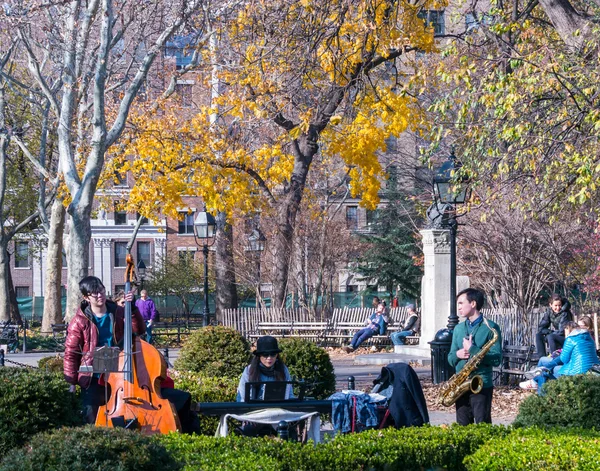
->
[344,303,388,352]
[534,294,572,359]
[390,304,419,346]
[236,336,293,436]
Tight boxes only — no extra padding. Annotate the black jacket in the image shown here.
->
[538,299,573,335]
[372,363,429,428]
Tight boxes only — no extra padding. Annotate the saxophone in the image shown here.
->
[439,318,499,407]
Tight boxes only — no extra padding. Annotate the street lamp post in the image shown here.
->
[137,259,147,291]
[429,149,470,384]
[245,229,266,308]
[193,209,217,327]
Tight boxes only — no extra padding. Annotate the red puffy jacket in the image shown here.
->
[63,300,146,389]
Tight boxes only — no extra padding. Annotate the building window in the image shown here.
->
[15,241,29,268]
[418,10,445,36]
[346,206,358,230]
[137,242,151,267]
[178,249,196,262]
[136,213,149,225]
[366,209,378,226]
[165,35,196,69]
[114,242,128,268]
[114,284,125,295]
[15,286,29,298]
[175,83,193,107]
[387,164,398,192]
[178,211,195,234]
[62,250,68,268]
[61,286,67,298]
[115,206,127,225]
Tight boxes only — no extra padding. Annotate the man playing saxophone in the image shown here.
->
[448,288,502,425]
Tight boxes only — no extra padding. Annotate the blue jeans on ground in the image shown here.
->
[351,328,377,349]
[390,330,413,345]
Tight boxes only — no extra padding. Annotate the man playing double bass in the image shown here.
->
[64,276,145,424]
[64,276,196,433]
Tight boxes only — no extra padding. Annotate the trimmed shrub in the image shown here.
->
[514,374,600,429]
[174,326,250,378]
[38,355,64,372]
[464,427,600,471]
[0,426,182,471]
[159,424,509,471]
[0,368,82,457]
[172,371,238,436]
[279,338,336,399]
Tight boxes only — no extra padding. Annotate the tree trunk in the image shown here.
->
[0,242,10,323]
[271,135,315,308]
[6,252,22,325]
[214,211,238,319]
[538,0,592,49]
[65,206,92,321]
[41,199,66,335]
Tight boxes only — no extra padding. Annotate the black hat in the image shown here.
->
[254,336,282,356]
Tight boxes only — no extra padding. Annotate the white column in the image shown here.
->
[93,239,112,292]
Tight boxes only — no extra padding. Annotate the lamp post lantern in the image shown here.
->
[429,148,470,383]
[193,208,217,327]
[137,259,147,291]
[245,228,266,308]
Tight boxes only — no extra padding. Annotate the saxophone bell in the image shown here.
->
[441,374,484,407]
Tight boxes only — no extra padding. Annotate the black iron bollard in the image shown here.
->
[0,349,4,366]
[277,420,289,441]
[347,375,355,390]
[164,347,169,361]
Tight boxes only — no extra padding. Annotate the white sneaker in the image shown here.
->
[519,379,537,390]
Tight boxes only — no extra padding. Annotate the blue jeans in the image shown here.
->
[144,321,153,344]
[390,330,413,345]
[533,365,563,394]
[351,328,377,349]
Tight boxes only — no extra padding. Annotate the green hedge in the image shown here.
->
[279,338,336,399]
[159,424,510,471]
[174,326,250,378]
[464,427,600,470]
[0,368,82,457]
[0,426,181,471]
[37,355,64,372]
[5,423,600,471]
[172,371,237,435]
[514,374,600,429]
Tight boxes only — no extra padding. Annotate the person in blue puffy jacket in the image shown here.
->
[521,321,599,393]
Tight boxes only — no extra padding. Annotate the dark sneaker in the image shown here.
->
[343,345,354,353]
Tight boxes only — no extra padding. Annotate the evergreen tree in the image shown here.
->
[353,194,422,300]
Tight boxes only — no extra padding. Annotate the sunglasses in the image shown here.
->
[259,353,278,358]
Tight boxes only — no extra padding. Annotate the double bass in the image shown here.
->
[96,254,181,434]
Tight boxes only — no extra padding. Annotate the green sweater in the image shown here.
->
[448,317,502,389]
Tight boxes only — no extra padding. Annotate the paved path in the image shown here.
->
[2,349,516,426]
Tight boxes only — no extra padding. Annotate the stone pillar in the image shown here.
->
[419,229,451,351]
[393,228,470,357]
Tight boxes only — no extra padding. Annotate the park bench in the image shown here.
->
[0,322,19,352]
[326,322,390,347]
[248,321,330,344]
[493,344,535,385]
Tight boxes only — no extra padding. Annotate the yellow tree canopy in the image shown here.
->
[107,0,442,220]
